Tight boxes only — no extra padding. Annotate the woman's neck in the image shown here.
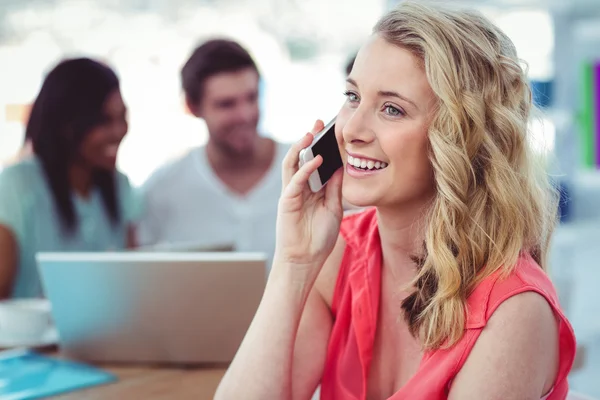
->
[69,163,93,198]
[376,203,428,284]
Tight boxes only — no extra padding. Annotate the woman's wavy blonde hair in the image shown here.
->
[374,2,559,349]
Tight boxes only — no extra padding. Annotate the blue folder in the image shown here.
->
[0,349,116,400]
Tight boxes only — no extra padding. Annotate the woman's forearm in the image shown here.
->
[214,262,316,400]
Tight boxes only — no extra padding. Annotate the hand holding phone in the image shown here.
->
[298,118,343,193]
[273,120,343,281]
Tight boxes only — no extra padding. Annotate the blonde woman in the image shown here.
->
[215,2,576,399]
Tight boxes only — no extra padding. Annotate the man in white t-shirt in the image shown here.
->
[138,39,288,268]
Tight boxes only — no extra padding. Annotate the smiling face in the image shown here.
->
[189,68,260,158]
[77,89,128,171]
[335,34,438,210]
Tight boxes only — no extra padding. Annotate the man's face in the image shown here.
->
[191,68,260,157]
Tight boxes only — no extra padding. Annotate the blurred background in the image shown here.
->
[0,0,599,395]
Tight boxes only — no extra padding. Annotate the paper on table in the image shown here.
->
[0,349,116,400]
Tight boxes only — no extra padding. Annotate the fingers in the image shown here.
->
[281,120,325,188]
[324,168,343,215]
[284,155,323,199]
[311,120,325,135]
[282,133,313,187]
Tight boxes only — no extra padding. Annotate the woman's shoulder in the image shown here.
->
[0,158,42,241]
[114,169,134,189]
[113,170,143,224]
[450,289,565,399]
[449,255,575,398]
[466,254,567,329]
[0,157,43,193]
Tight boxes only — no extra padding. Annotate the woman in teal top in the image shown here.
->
[0,58,140,299]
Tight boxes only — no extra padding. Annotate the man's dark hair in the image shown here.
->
[181,38,259,105]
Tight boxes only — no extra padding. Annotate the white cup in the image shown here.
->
[0,299,52,341]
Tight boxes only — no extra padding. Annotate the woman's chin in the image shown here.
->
[90,157,118,172]
[342,185,378,209]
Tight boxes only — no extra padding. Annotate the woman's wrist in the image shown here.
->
[268,254,324,302]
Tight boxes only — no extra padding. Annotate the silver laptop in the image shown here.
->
[136,240,235,253]
[36,252,266,365]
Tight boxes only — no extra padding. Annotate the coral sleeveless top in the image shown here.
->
[320,208,576,400]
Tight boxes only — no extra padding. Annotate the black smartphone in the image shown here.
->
[298,118,343,192]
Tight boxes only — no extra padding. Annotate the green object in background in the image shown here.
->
[581,62,594,168]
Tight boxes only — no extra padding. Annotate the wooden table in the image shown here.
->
[45,350,227,399]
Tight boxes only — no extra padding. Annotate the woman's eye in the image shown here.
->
[384,104,404,117]
[344,91,359,102]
